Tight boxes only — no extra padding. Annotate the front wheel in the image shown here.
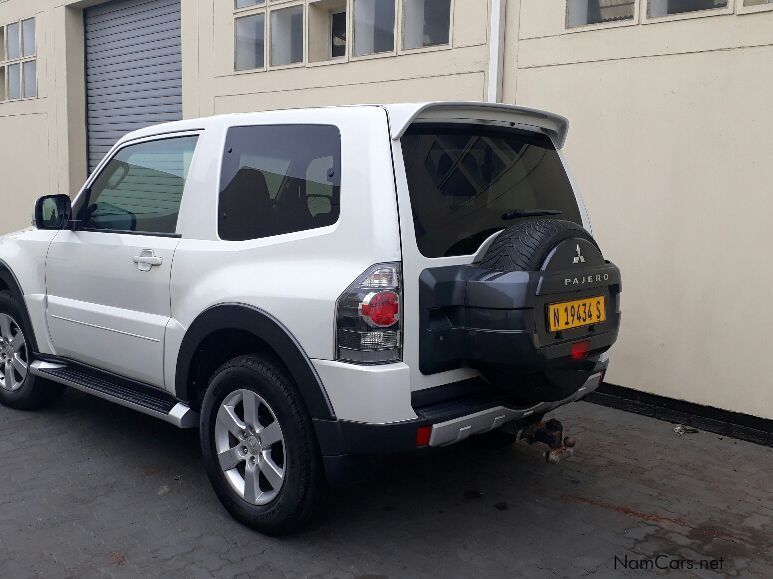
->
[0,291,65,410]
[199,355,324,535]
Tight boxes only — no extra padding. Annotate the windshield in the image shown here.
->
[401,123,582,258]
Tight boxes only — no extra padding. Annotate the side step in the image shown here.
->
[30,361,198,428]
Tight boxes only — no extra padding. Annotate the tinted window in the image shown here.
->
[219,125,341,241]
[401,124,582,258]
[78,136,198,234]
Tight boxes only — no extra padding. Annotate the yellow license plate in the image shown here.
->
[548,296,606,332]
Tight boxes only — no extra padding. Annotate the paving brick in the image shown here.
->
[0,390,771,578]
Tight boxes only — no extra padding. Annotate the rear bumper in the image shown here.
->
[314,359,606,483]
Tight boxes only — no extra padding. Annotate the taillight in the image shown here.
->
[336,263,402,364]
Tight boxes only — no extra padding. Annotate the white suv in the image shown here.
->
[0,102,621,534]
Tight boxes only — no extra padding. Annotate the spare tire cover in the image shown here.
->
[479,218,604,403]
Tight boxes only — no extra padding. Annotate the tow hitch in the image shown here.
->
[521,418,576,464]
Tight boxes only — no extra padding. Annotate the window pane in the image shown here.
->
[22,18,35,57]
[22,60,36,98]
[219,125,342,241]
[0,67,6,101]
[401,124,582,258]
[744,0,773,5]
[235,0,265,8]
[648,0,727,17]
[331,11,347,58]
[7,63,20,100]
[6,22,20,60]
[567,0,635,27]
[80,137,199,234]
[270,5,304,66]
[354,0,395,56]
[403,0,451,49]
[235,13,265,70]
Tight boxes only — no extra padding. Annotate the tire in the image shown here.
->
[480,219,598,273]
[200,354,325,535]
[0,291,66,410]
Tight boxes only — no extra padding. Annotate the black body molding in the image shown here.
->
[175,303,335,420]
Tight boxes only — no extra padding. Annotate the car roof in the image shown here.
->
[118,102,570,149]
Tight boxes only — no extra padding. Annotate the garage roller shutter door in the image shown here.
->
[85,0,183,173]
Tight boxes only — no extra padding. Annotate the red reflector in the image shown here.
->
[360,290,400,327]
[416,425,432,447]
[571,341,590,360]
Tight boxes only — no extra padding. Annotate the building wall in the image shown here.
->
[0,0,90,234]
[0,0,771,419]
[183,0,490,118]
[505,0,773,418]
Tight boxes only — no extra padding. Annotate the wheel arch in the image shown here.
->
[0,260,24,299]
[175,303,335,420]
[0,259,41,353]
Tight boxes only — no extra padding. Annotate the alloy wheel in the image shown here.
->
[0,313,28,393]
[214,389,286,506]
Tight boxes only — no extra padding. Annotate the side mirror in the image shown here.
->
[34,194,72,230]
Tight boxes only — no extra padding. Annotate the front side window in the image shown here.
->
[648,0,727,17]
[77,136,199,235]
[567,0,636,27]
[401,124,582,258]
[219,125,341,241]
[403,0,451,49]
[1,17,36,101]
[353,0,395,56]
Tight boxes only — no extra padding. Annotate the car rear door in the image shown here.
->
[388,104,591,394]
[45,133,200,387]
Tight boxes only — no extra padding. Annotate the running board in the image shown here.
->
[30,361,198,428]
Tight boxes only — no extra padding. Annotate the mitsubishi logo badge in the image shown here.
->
[573,244,585,264]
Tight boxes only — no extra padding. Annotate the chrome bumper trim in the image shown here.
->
[428,372,602,447]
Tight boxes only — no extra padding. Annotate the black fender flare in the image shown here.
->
[175,303,336,420]
[0,260,25,300]
[0,259,41,353]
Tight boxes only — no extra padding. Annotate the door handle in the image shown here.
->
[133,250,163,272]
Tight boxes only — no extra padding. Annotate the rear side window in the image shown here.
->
[219,124,341,241]
[401,124,582,258]
[79,136,198,235]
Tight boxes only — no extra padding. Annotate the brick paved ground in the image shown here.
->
[0,390,771,578]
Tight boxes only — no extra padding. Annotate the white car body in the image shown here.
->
[0,102,605,441]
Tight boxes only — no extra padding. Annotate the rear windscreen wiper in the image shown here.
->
[501,209,562,221]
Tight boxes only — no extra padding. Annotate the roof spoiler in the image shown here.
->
[387,102,570,149]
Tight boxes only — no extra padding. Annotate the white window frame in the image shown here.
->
[564,0,641,32]
[398,0,454,54]
[268,1,306,70]
[642,0,735,24]
[736,0,773,14]
[0,17,37,103]
[233,6,268,73]
[329,9,347,59]
[351,0,398,61]
[233,0,458,72]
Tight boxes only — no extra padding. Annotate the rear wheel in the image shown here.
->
[200,355,324,535]
[0,291,65,410]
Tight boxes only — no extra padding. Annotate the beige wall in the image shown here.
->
[0,0,88,233]
[1,0,771,419]
[507,0,773,418]
[184,0,490,116]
